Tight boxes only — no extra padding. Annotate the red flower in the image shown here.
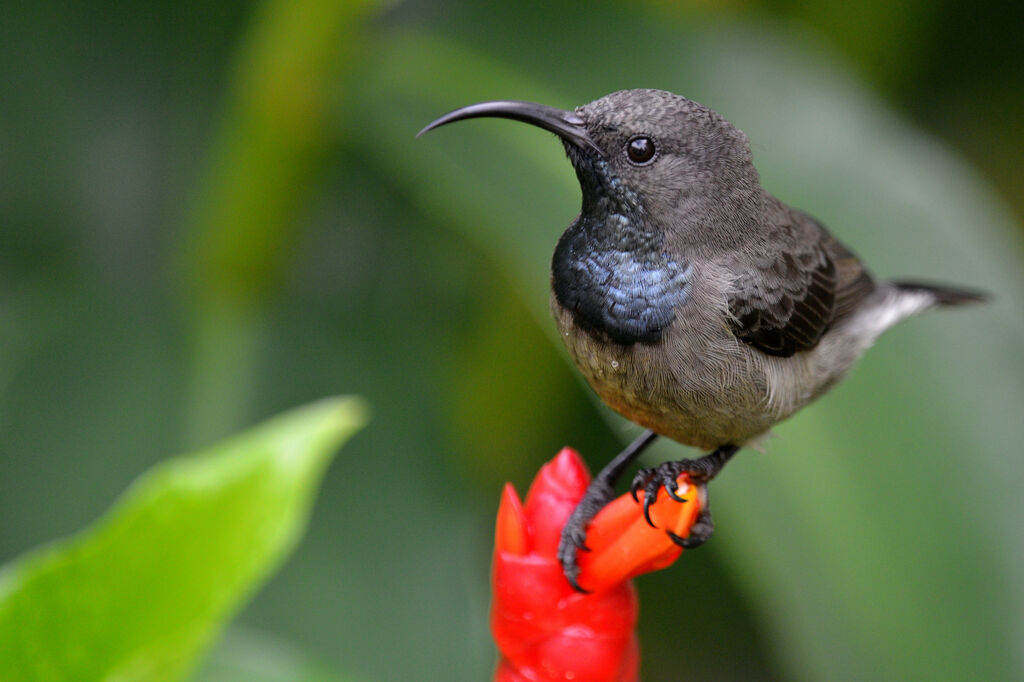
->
[492,447,702,681]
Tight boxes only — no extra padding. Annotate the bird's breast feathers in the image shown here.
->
[551,226,692,346]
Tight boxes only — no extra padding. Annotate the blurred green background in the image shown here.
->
[2,1,1023,680]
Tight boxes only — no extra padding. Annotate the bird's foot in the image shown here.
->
[558,430,661,592]
[629,444,738,548]
[630,460,696,525]
[557,478,615,593]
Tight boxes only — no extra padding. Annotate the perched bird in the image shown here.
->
[419,89,986,591]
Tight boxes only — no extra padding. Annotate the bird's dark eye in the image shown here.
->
[626,136,656,165]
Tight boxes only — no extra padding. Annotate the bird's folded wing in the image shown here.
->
[726,218,874,357]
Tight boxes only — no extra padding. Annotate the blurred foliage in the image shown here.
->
[1,0,1022,681]
[179,0,381,445]
[195,628,350,682]
[0,398,366,681]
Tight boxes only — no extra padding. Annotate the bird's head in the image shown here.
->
[419,89,761,244]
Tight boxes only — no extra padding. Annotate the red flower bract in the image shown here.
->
[492,447,701,682]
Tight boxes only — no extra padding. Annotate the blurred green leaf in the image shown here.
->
[0,396,367,682]
[344,14,1024,681]
[178,0,384,446]
[195,628,353,682]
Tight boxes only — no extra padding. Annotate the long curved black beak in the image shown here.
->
[418,100,600,154]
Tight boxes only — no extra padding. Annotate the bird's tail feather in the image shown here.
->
[890,280,990,307]
[842,280,986,351]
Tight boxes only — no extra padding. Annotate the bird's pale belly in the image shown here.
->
[552,296,786,450]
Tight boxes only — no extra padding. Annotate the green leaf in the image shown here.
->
[0,397,367,682]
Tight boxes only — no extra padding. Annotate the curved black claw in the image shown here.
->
[559,554,590,594]
[629,467,656,526]
[642,485,658,527]
[565,570,590,594]
[630,468,651,504]
[631,461,690,528]
[666,505,714,549]
[666,479,688,503]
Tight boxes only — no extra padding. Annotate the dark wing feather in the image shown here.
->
[728,214,874,357]
[822,233,876,320]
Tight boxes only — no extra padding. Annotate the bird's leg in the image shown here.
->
[630,444,739,549]
[558,430,659,592]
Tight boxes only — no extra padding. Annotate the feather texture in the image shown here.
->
[727,215,874,357]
